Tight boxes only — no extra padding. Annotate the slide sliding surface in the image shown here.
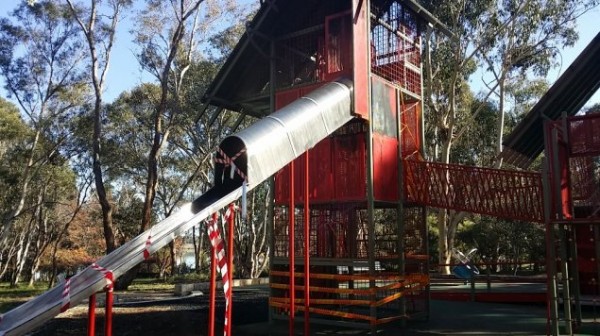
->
[0,79,353,336]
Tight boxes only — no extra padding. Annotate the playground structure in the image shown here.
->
[1,1,600,336]
[265,1,431,329]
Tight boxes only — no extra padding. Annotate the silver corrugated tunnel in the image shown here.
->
[216,79,354,188]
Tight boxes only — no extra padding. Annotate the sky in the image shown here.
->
[0,1,598,108]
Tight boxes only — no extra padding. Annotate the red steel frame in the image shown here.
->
[547,114,600,298]
[269,0,430,329]
[87,294,96,336]
[303,151,310,335]
[288,161,295,335]
[85,283,114,336]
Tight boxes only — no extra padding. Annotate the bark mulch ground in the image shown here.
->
[31,286,269,336]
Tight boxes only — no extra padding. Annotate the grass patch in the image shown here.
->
[0,282,49,313]
[173,272,209,284]
[127,278,175,292]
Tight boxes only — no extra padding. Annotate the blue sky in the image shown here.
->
[0,1,598,108]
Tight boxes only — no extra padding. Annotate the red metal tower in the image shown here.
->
[262,0,441,329]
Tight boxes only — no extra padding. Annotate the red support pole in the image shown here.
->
[289,161,295,334]
[87,294,96,336]
[227,203,235,336]
[304,152,310,335]
[208,213,218,336]
[104,275,114,336]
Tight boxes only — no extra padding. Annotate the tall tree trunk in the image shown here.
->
[0,239,18,280]
[192,226,199,272]
[0,129,41,247]
[93,98,116,253]
[437,112,454,274]
[11,224,33,287]
[67,0,124,254]
[28,257,41,287]
[494,76,506,169]
[28,190,49,287]
[169,241,177,276]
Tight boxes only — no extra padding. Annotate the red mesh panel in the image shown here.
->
[404,159,544,223]
[570,156,597,202]
[404,206,427,273]
[569,114,600,157]
[370,2,421,97]
[309,138,334,201]
[324,12,353,80]
[576,225,599,295]
[401,102,420,157]
[275,29,323,89]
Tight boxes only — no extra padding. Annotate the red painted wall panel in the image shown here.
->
[373,134,399,201]
[333,134,366,201]
[308,138,334,201]
[352,0,370,119]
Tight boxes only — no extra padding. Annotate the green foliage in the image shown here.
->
[0,0,84,115]
[420,0,597,273]
[450,99,496,166]
[0,97,29,142]
[456,216,545,272]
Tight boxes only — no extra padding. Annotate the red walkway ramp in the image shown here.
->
[404,159,544,223]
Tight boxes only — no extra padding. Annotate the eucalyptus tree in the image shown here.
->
[103,60,235,276]
[421,0,597,273]
[126,0,244,281]
[421,0,498,273]
[135,0,203,233]
[480,0,599,168]
[0,98,29,162]
[66,0,132,253]
[0,1,85,263]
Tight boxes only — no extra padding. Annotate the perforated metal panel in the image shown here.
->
[404,159,544,223]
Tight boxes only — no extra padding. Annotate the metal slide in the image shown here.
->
[0,79,353,336]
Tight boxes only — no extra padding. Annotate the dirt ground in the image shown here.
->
[30,287,269,336]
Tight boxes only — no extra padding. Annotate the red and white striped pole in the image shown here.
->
[226,204,235,336]
[60,278,71,312]
[105,272,114,336]
[208,213,218,336]
[212,213,231,336]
